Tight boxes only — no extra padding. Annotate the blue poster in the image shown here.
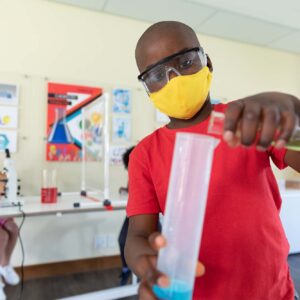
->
[112,89,131,114]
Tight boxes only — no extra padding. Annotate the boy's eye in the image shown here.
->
[151,71,165,82]
[179,59,193,69]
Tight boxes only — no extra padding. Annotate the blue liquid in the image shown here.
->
[153,279,192,300]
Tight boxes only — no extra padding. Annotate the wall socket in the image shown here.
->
[94,234,117,250]
[94,234,107,250]
[107,233,117,248]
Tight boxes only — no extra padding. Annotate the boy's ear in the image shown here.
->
[206,54,213,72]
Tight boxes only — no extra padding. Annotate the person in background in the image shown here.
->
[118,146,135,286]
[0,172,20,300]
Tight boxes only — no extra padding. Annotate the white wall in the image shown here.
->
[0,0,299,266]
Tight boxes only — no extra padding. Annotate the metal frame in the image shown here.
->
[81,93,110,202]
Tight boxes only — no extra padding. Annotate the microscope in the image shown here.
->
[0,149,21,207]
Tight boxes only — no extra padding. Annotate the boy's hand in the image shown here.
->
[137,232,205,300]
[223,92,299,150]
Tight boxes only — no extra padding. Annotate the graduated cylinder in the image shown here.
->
[153,133,219,300]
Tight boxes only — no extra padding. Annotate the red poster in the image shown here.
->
[46,82,103,161]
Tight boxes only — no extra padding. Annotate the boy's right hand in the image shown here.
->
[136,232,205,300]
[136,232,169,299]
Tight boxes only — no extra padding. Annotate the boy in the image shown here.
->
[125,21,300,299]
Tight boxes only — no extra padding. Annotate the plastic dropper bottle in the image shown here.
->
[207,111,300,151]
[153,133,219,300]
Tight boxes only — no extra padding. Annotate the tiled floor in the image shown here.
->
[5,268,137,300]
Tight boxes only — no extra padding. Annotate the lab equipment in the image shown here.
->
[153,133,219,300]
[0,149,21,207]
[81,93,110,205]
[48,107,73,144]
[208,111,300,151]
[3,149,17,203]
[41,169,57,203]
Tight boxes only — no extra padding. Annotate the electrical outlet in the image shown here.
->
[94,234,107,250]
[107,234,117,248]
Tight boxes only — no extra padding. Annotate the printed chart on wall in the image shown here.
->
[0,106,19,129]
[109,145,128,165]
[0,83,19,105]
[0,130,17,153]
[46,82,103,161]
[0,83,19,153]
[112,89,131,114]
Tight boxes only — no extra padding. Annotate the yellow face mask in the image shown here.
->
[149,66,212,120]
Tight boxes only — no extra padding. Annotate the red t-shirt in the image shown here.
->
[127,104,294,300]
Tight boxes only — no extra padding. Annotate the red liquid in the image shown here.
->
[41,188,57,203]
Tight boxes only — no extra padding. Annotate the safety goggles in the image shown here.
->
[138,47,207,94]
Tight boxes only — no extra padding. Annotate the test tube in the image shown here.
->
[208,111,300,151]
[153,133,219,300]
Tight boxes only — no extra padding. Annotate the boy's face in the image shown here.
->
[135,26,201,76]
[135,22,213,121]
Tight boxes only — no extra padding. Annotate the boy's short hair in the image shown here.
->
[122,146,135,170]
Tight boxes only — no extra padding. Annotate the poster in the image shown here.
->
[0,83,18,105]
[112,117,131,142]
[109,146,128,165]
[0,130,17,153]
[112,89,131,114]
[46,82,103,161]
[0,106,18,129]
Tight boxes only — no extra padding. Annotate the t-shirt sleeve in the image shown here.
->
[126,145,160,217]
[267,146,288,170]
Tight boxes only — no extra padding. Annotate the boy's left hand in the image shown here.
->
[223,92,299,150]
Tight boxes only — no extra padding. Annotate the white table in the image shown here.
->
[0,194,139,300]
[280,189,300,254]
[0,194,128,218]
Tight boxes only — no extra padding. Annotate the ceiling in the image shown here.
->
[48,0,300,54]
